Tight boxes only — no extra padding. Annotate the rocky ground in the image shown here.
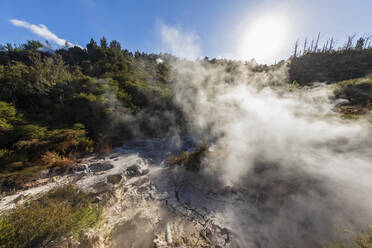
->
[0,138,237,248]
[2,136,359,248]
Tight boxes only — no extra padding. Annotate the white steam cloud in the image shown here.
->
[9,19,80,48]
[163,25,372,247]
[159,22,201,60]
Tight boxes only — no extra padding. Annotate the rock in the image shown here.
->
[109,154,120,159]
[165,223,172,244]
[92,181,111,194]
[132,177,149,187]
[40,169,50,179]
[13,194,25,203]
[51,176,62,182]
[75,164,87,172]
[153,235,168,248]
[89,162,114,173]
[77,231,102,248]
[107,174,122,184]
[125,163,149,177]
[23,178,49,189]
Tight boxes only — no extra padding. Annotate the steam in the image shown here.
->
[159,22,201,60]
[163,26,372,247]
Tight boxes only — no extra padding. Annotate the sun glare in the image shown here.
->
[239,14,290,64]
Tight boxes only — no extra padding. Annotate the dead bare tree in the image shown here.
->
[293,39,299,57]
[314,32,321,52]
[303,38,308,55]
[329,38,334,51]
[364,37,370,49]
[363,35,372,48]
[344,34,356,50]
[310,39,314,52]
[355,37,365,50]
[322,39,329,52]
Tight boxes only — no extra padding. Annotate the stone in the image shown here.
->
[40,169,50,178]
[92,181,111,194]
[125,164,148,177]
[107,174,122,184]
[89,162,114,173]
[75,164,87,172]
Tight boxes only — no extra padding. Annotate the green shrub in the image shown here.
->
[0,186,101,248]
[0,149,14,166]
[167,142,209,172]
[334,77,372,105]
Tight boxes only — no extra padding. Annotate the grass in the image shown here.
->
[328,229,372,248]
[0,185,101,248]
[0,155,78,192]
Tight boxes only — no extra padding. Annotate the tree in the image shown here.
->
[6,43,13,52]
[45,40,52,49]
[64,40,70,48]
[109,40,121,51]
[314,32,320,52]
[23,40,43,51]
[100,36,108,48]
[344,34,356,50]
[355,37,365,50]
[87,38,98,53]
[293,39,299,57]
[303,38,308,55]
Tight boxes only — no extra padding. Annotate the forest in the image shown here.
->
[0,38,184,189]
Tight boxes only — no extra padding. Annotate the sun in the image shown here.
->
[238,14,290,64]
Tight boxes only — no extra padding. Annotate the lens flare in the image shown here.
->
[239,14,290,64]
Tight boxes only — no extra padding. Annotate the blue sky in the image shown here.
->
[0,0,371,64]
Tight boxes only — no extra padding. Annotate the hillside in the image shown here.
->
[1,39,372,248]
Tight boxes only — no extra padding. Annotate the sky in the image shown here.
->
[0,0,371,64]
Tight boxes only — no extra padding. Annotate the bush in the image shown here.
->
[334,76,372,105]
[167,142,209,172]
[0,186,101,248]
[0,149,14,166]
[290,48,372,85]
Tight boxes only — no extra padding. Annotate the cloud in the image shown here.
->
[159,22,201,60]
[9,19,79,47]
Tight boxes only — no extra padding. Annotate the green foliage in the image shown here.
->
[0,186,101,248]
[290,48,372,85]
[0,102,20,133]
[23,40,43,51]
[0,38,181,187]
[0,149,14,165]
[0,100,93,167]
[167,142,209,172]
[334,76,372,105]
[327,229,372,248]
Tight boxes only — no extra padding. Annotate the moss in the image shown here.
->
[0,186,101,248]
